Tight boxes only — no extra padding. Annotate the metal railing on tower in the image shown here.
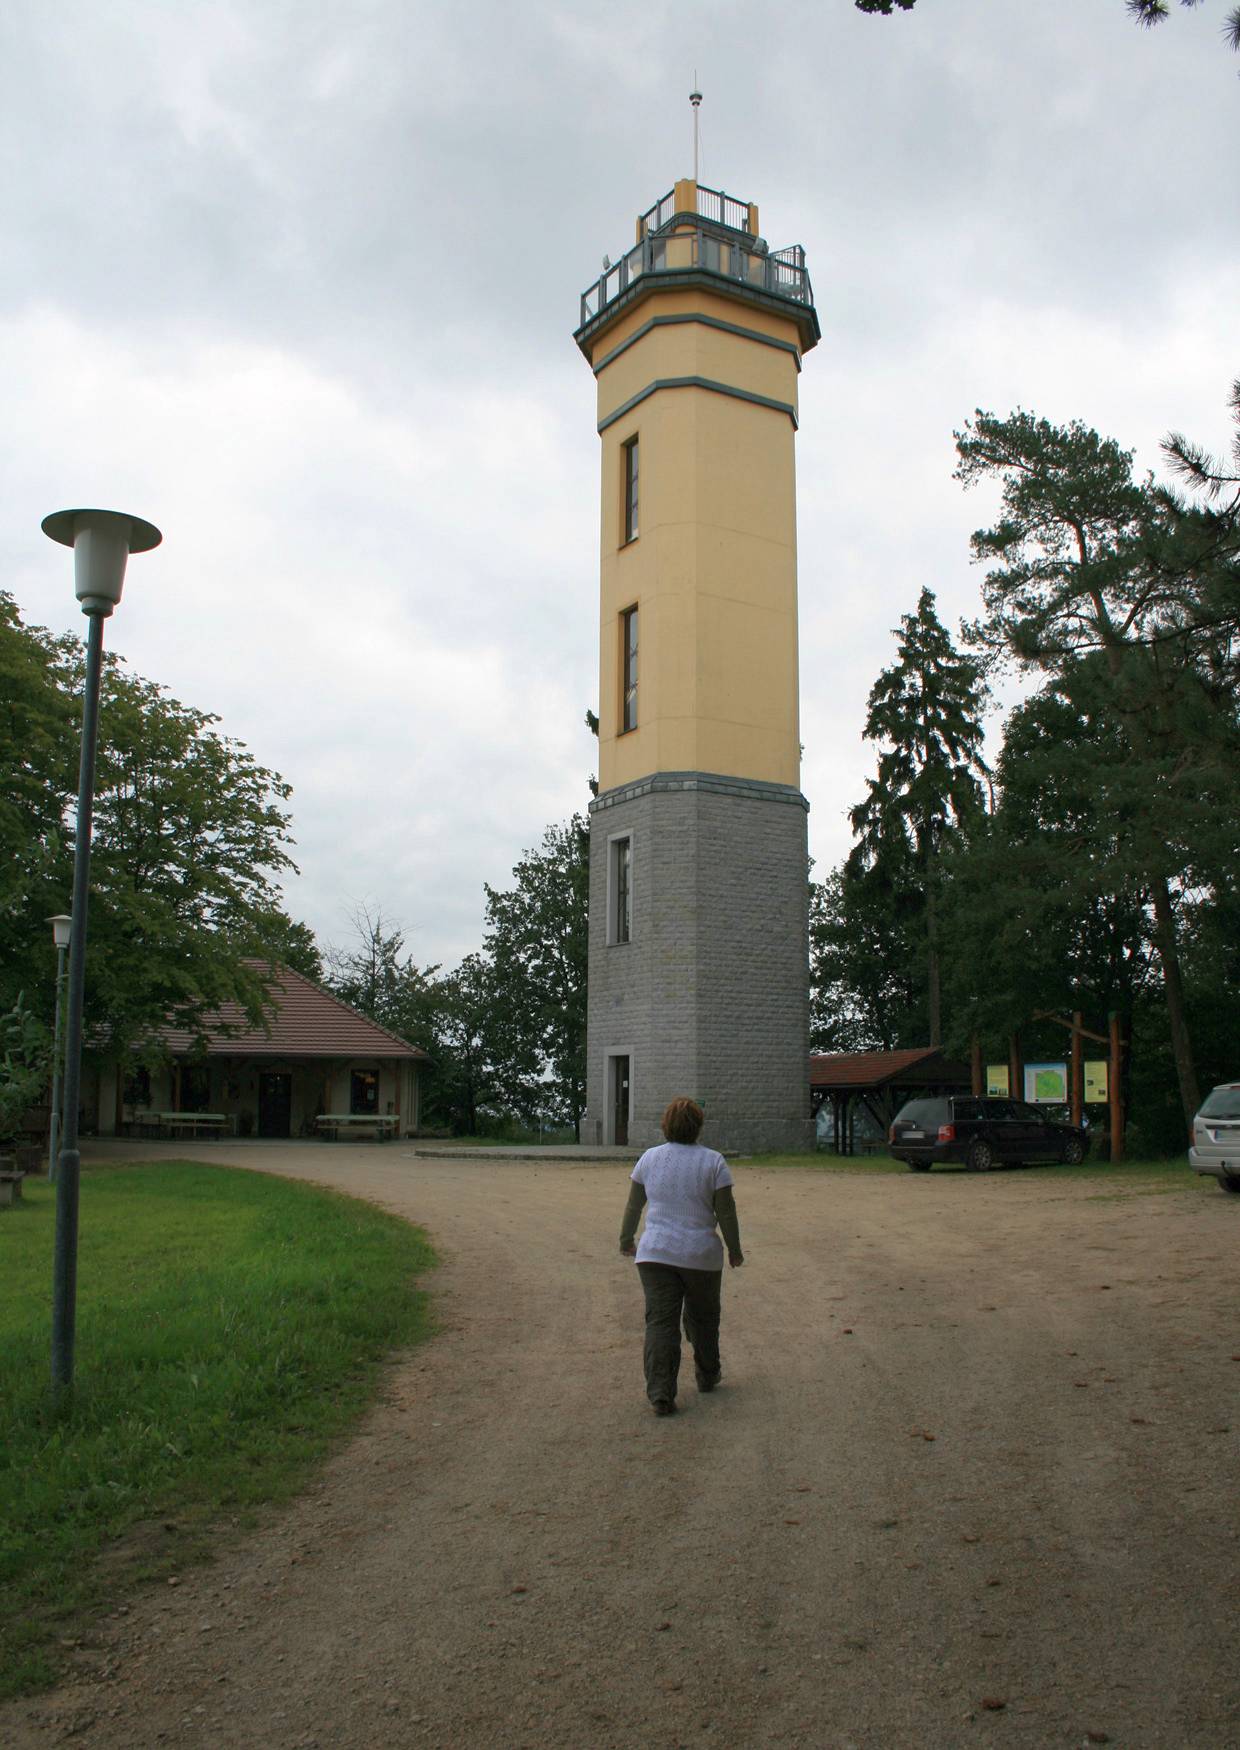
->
[579,188,814,329]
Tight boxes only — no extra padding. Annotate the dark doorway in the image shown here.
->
[180,1064,211,1111]
[350,1069,379,1114]
[257,1072,292,1138]
[124,1066,151,1108]
[612,1055,631,1146]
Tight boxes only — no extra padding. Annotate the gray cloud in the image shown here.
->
[5,0,1236,966]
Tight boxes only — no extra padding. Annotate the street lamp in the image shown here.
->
[46,914,72,1182]
[41,508,162,1396]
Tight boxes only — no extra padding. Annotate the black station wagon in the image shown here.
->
[888,1095,1088,1172]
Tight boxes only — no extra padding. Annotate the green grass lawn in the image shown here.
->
[0,1161,436,1701]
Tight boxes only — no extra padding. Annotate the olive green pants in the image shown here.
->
[636,1262,723,1405]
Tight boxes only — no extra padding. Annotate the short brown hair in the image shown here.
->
[661,1097,704,1145]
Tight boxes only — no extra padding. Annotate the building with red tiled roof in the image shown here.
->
[89,966,429,1141]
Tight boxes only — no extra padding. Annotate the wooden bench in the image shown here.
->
[314,1115,400,1143]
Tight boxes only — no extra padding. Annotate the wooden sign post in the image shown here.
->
[1032,1008,1124,1161]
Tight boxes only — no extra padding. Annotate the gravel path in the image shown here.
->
[5,1146,1238,1748]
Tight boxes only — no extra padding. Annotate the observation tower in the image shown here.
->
[575,175,819,1152]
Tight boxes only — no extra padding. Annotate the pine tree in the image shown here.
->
[955,400,1240,1129]
[853,0,1240,53]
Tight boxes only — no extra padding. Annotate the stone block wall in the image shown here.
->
[583,771,813,1154]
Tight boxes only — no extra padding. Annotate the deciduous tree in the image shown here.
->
[484,816,589,1137]
[0,593,308,1057]
[429,953,526,1136]
[325,905,432,1037]
[327,814,589,1137]
[809,865,926,1052]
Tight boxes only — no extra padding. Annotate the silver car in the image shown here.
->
[1189,1083,1240,1193]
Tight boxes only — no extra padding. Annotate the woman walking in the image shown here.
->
[618,1097,744,1416]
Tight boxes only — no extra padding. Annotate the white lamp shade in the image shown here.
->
[47,914,72,949]
[41,508,162,614]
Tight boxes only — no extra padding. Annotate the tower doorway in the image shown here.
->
[610,1055,631,1146]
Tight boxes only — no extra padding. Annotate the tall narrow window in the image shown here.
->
[623,435,639,543]
[621,604,638,733]
[611,835,632,944]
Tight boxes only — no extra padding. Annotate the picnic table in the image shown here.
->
[314,1114,400,1143]
[130,1112,235,1139]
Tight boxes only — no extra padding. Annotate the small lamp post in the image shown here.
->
[46,914,72,1182]
[41,508,162,1396]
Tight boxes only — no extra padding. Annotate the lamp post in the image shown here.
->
[46,914,72,1182]
[41,509,162,1396]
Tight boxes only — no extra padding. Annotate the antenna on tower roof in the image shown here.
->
[689,79,702,184]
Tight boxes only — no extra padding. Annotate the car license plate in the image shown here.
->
[905,1130,924,1140]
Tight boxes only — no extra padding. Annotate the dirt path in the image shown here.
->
[5,1147,1238,1748]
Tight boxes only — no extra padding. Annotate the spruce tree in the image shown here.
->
[845,587,989,1046]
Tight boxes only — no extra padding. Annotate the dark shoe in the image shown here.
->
[652,1399,677,1416]
[695,1370,721,1392]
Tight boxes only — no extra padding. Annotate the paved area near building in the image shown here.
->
[5,1142,1238,1748]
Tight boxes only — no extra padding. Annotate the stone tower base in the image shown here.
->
[583,772,813,1156]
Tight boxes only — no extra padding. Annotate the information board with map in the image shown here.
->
[1024,1062,1068,1103]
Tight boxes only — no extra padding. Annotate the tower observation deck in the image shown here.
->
[576,181,819,348]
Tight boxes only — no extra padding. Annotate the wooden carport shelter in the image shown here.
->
[811,1048,971,1155]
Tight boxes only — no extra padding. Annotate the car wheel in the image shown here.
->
[1060,1133,1086,1165]
[906,1161,932,1172]
[1219,1176,1240,1194]
[966,1139,994,1172]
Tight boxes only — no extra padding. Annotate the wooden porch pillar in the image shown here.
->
[1008,1033,1022,1103]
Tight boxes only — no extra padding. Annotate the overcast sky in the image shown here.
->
[4,0,1237,971]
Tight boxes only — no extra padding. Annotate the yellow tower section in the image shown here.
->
[576,179,819,794]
